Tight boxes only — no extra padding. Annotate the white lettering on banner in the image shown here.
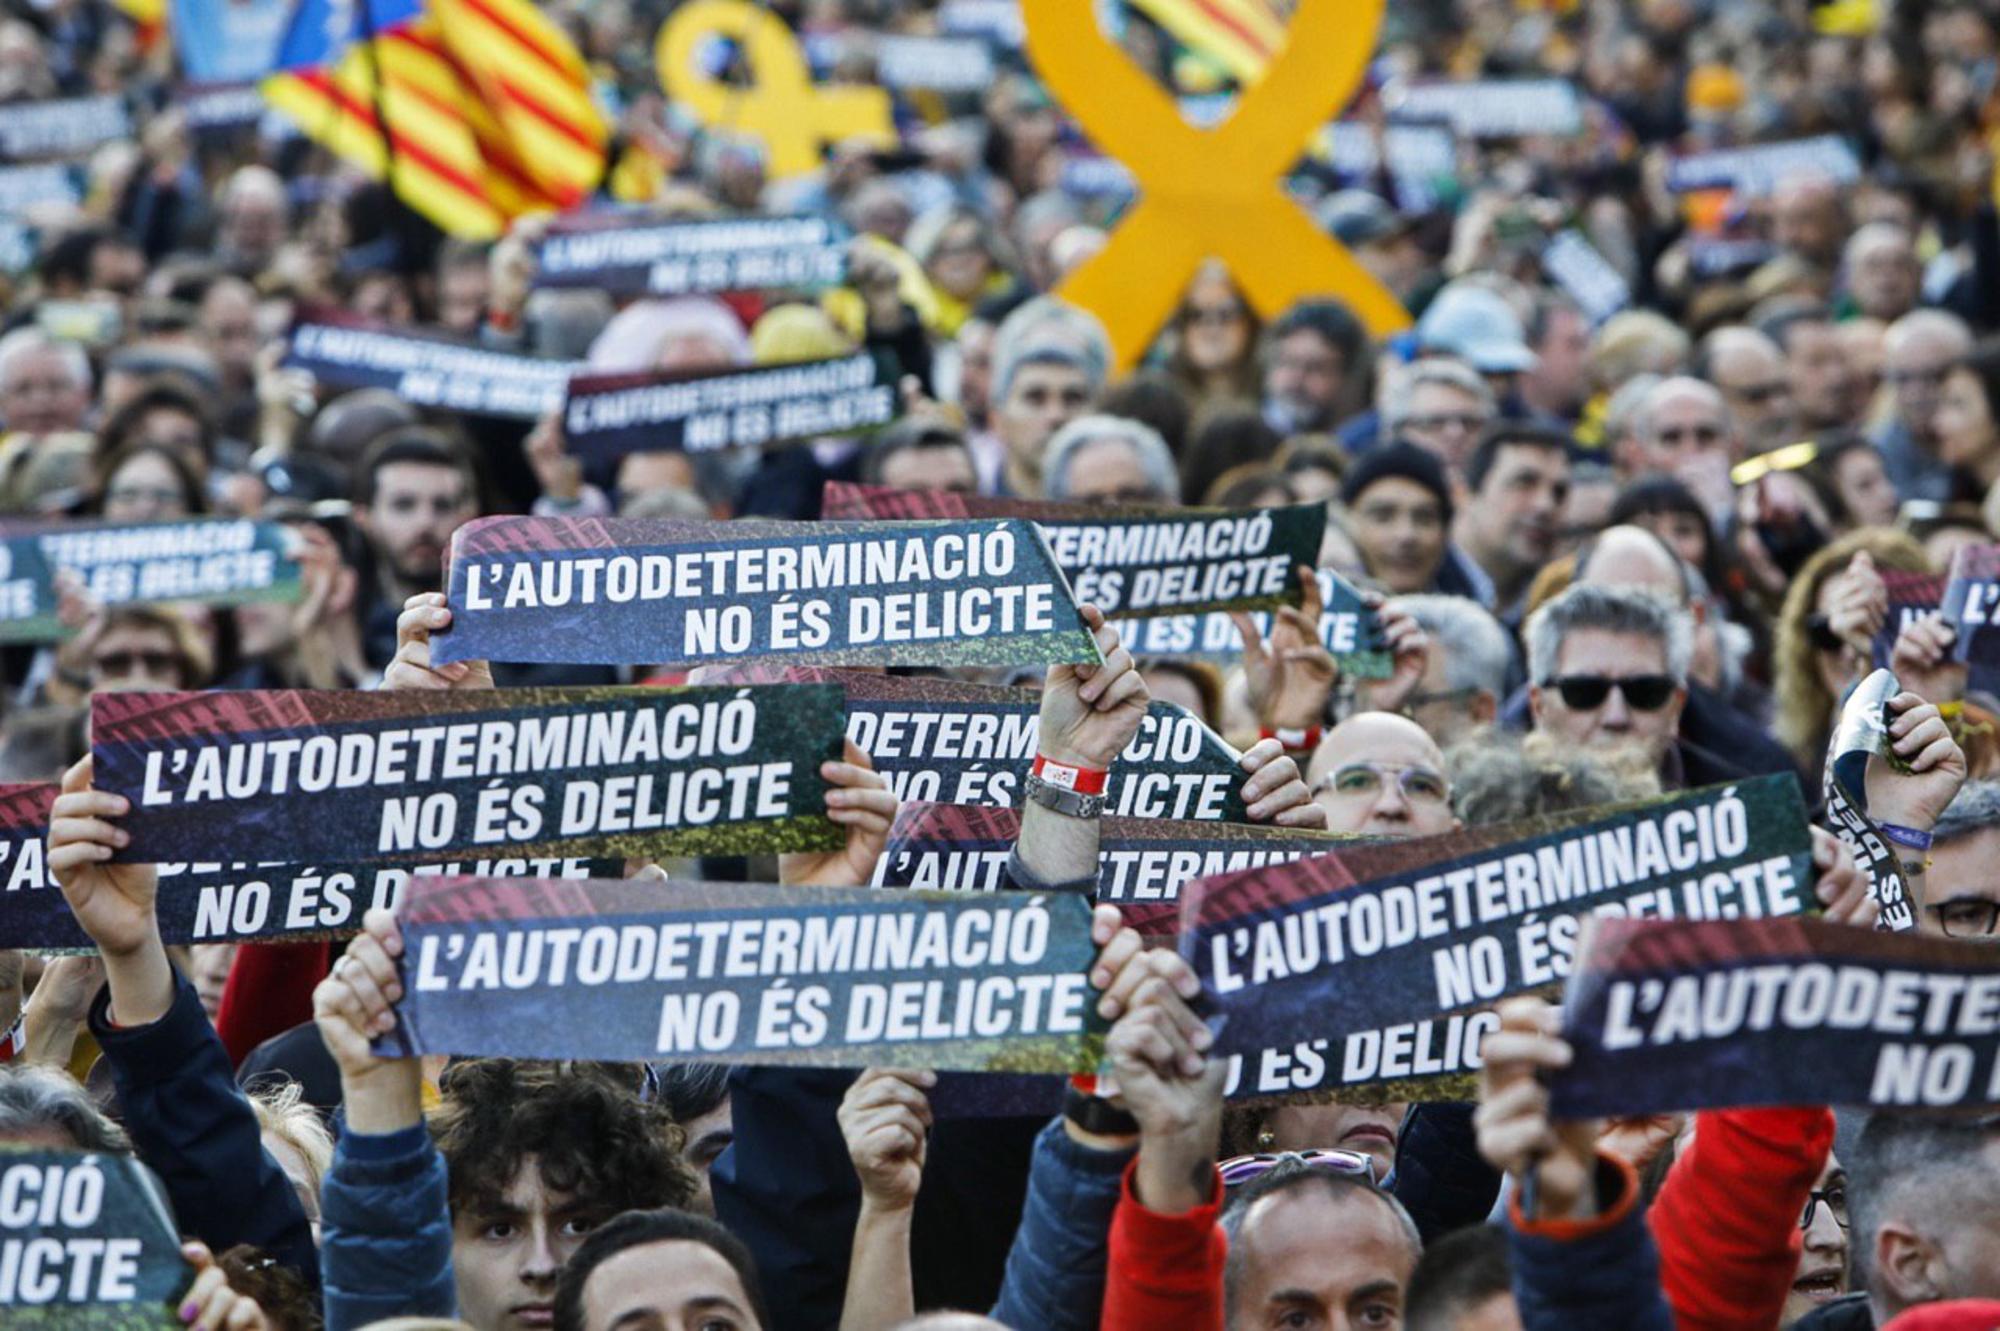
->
[540,217,835,274]
[1602,963,2000,1049]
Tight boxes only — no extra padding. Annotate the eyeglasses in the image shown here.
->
[1186,304,1248,328]
[1400,411,1490,435]
[1805,612,1848,655]
[1218,1148,1378,1191]
[1655,424,1725,446]
[1313,762,1450,806]
[1544,674,1677,711]
[94,649,182,678]
[1800,1182,1848,1232]
[1728,380,1789,405]
[1928,897,2000,939]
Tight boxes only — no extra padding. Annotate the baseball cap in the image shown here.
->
[1416,284,1539,374]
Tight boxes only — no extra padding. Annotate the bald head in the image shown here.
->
[1577,525,1688,606]
[1699,326,1794,450]
[1306,713,1457,837]
[891,1317,1011,1331]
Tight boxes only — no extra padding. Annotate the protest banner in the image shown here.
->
[561,353,898,470]
[1819,669,1918,932]
[0,783,619,946]
[1381,79,1584,138]
[170,0,289,83]
[713,666,1256,822]
[1873,569,1943,668]
[0,163,81,216]
[872,35,996,93]
[376,874,1107,1073]
[1665,135,1862,196]
[432,515,1099,671]
[1179,774,1816,1102]
[939,0,1023,46]
[1116,570,1390,676]
[1551,916,2000,1117]
[534,213,847,298]
[0,95,131,163]
[178,84,268,132]
[0,518,303,643]
[282,320,574,421]
[0,1147,191,1325]
[1941,543,2000,668]
[822,483,1326,620]
[1539,230,1632,326]
[91,684,848,866]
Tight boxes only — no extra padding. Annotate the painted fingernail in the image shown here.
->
[180,1302,199,1323]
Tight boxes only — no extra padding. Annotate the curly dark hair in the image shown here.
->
[429,1060,695,1220]
[218,1246,322,1331]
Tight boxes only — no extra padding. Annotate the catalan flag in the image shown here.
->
[1127,0,1287,86]
[262,0,607,240]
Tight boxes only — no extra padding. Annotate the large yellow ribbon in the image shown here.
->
[1021,0,1410,370]
[657,0,895,180]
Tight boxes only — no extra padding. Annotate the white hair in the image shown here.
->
[0,328,90,393]
[1379,358,1494,431]
[1041,413,1177,502]
[1392,594,1512,699]
[1524,582,1693,686]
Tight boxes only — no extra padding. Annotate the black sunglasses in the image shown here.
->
[1545,674,1677,711]
[1805,612,1847,654]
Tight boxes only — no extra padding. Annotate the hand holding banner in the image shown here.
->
[1552,916,2000,1117]
[378,874,1106,1073]
[92,684,847,866]
[433,516,1100,671]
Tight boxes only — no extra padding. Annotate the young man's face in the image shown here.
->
[455,1157,602,1331]
[577,1238,759,1331]
[365,461,477,588]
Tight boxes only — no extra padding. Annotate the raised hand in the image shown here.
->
[384,592,494,691]
[1475,996,1597,1222]
[1232,565,1336,733]
[780,741,898,888]
[1357,597,1432,715]
[1863,693,1967,836]
[1888,617,1967,709]
[48,757,158,961]
[1039,606,1150,771]
[311,907,422,1134]
[838,1067,935,1213]
[1237,739,1326,828]
[178,1241,271,1331]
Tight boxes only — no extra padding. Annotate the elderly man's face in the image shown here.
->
[1307,714,1458,838]
[1635,389,1731,475]
[1060,437,1163,503]
[1709,341,1795,450]
[997,361,1091,483]
[1886,327,1964,440]
[1531,628,1685,763]
[1850,237,1921,321]
[1922,824,2000,941]
[1,345,89,436]
[1397,382,1491,472]
[1788,322,1858,429]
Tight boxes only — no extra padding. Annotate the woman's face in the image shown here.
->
[1785,1154,1849,1323]
[1635,509,1710,572]
[103,450,190,522]
[1832,447,1900,529]
[928,220,991,301]
[1932,366,1996,470]
[1180,270,1252,374]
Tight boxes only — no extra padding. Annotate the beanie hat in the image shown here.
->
[1340,440,1455,526]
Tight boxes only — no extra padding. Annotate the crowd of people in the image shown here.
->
[4,0,2000,1326]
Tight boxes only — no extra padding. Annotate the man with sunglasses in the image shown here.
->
[1526,582,1688,775]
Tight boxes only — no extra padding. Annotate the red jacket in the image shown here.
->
[1648,1107,1834,1331]
[1100,1159,1226,1331]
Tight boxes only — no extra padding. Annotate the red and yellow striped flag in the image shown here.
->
[1127,0,1287,86]
[263,0,607,240]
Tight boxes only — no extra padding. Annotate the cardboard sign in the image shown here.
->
[0,1147,190,1324]
[534,214,847,298]
[562,354,897,469]
[0,96,131,163]
[1552,916,2000,1117]
[0,163,80,215]
[1540,231,1631,326]
[283,321,574,421]
[92,685,847,866]
[178,84,268,131]
[0,518,303,643]
[0,784,618,946]
[822,484,1326,620]
[1382,79,1583,138]
[874,35,996,93]
[432,515,1098,671]
[1180,774,1816,1102]
[1020,0,1408,371]
[655,0,894,179]
[1942,544,2000,667]
[713,665,1255,822]
[1116,569,1389,676]
[1873,570,1943,668]
[1820,669,1917,932]
[1666,135,1862,196]
[378,874,1106,1073]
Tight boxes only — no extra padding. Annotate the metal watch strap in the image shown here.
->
[1024,772,1105,818]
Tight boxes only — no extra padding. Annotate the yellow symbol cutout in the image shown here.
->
[657,0,895,180]
[1021,0,1411,370]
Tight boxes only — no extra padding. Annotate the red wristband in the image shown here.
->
[1032,753,1108,795]
[0,1012,24,1062]
[1260,726,1323,751]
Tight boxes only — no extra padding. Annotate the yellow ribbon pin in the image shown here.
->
[657,0,896,180]
[1021,0,1411,370]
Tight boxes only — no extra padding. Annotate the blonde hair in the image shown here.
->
[249,1080,333,1199]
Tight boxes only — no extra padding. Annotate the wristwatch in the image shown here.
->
[1063,1082,1139,1137]
[1024,773,1105,819]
